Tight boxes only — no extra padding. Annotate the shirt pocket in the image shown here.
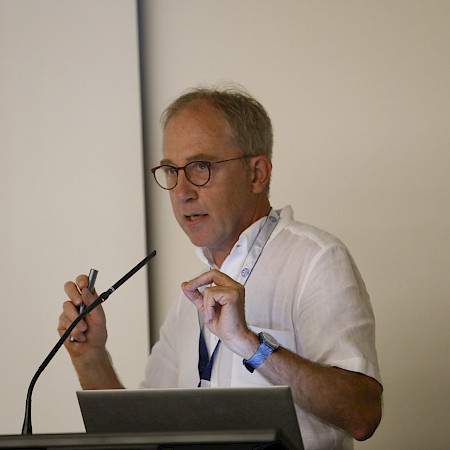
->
[230,326,296,387]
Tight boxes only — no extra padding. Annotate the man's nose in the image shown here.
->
[173,169,197,201]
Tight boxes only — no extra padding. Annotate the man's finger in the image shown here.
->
[181,281,203,306]
[183,269,237,292]
[203,289,223,322]
[81,286,98,306]
[64,280,83,307]
[75,274,89,291]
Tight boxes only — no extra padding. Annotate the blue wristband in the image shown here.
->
[243,332,279,373]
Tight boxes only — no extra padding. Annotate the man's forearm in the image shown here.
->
[257,347,382,441]
[71,348,124,390]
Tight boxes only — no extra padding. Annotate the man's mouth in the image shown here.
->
[185,214,207,222]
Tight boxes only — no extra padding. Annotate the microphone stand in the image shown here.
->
[21,250,156,435]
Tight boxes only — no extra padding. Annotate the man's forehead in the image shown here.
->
[161,107,238,165]
[163,100,233,138]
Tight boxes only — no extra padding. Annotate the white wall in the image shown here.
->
[0,0,147,434]
[141,1,450,448]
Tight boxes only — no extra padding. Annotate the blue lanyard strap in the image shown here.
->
[198,333,221,387]
[197,209,280,387]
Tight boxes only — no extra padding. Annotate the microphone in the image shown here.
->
[21,250,156,435]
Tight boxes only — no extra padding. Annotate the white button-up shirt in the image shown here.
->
[140,206,381,450]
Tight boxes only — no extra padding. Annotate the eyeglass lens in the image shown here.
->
[154,161,211,189]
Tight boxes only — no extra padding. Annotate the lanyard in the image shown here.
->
[198,209,280,387]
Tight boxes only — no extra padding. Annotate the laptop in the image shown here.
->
[77,386,303,449]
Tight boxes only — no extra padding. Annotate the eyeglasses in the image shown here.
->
[151,156,251,190]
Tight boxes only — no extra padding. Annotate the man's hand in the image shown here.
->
[182,269,259,359]
[58,274,107,354]
[58,275,123,390]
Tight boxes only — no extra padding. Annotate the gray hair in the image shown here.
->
[161,85,273,161]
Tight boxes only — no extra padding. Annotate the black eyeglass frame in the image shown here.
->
[151,155,252,190]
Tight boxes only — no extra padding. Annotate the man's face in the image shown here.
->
[162,101,260,266]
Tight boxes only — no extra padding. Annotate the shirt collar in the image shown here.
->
[195,213,269,274]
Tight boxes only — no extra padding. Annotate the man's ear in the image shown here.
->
[250,156,272,194]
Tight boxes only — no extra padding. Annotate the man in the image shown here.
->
[59,86,382,449]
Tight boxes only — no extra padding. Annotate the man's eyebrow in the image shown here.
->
[159,153,215,165]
